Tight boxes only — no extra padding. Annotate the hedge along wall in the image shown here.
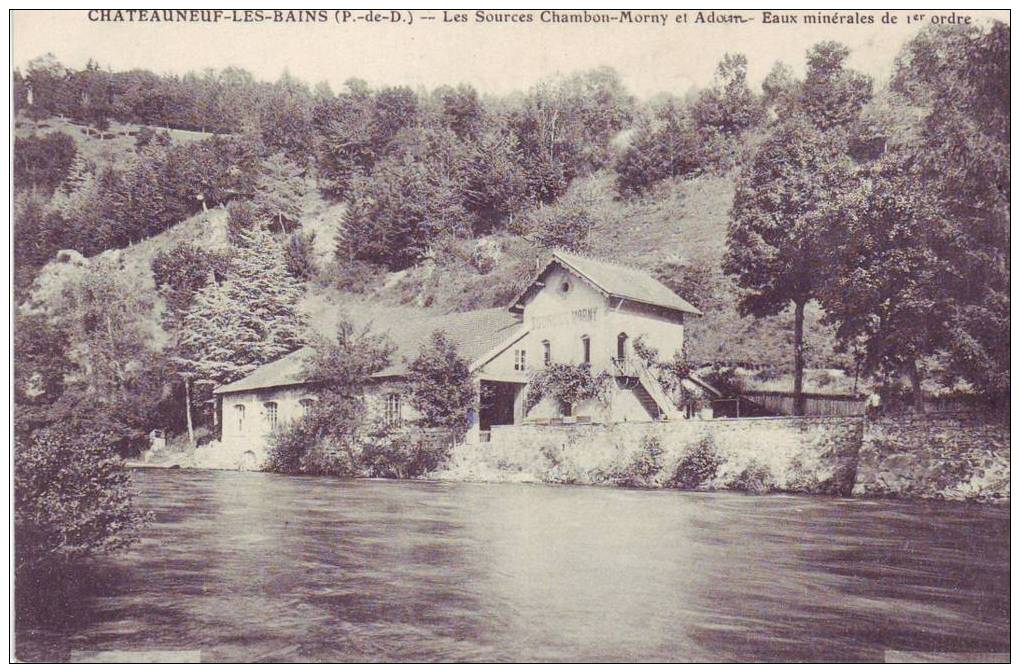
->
[439,416,865,496]
[853,411,1009,502]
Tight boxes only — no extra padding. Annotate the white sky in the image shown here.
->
[11,9,1010,98]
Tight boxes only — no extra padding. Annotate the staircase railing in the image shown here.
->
[611,356,682,420]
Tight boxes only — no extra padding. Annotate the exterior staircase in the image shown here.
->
[631,381,662,420]
[611,356,682,420]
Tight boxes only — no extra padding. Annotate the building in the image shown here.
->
[213,250,713,458]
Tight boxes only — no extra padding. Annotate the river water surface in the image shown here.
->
[16,469,1009,662]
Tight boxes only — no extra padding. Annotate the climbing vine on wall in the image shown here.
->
[525,362,612,414]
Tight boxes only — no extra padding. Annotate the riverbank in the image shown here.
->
[435,411,1010,503]
[134,411,1009,503]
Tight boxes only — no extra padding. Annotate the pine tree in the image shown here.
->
[174,227,307,439]
[253,152,306,233]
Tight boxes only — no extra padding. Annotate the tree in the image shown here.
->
[885,23,1010,399]
[253,153,306,233]
[724,117,855,414]
[818,150,951,410]
[724,42,872,414]
[265,318,395,474]
[152,242,231,329]
[152,243,232,441]
[338,128,471,270]
[14,133,78,193]
[407,331,476,431]
[177,227,306,410]
[615,100,704,196]
[691,53,764,136]
[800,42,873,130]
[15,423,149,575]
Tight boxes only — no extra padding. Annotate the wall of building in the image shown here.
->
[515,265,687,376]
[439,415,864,495]
[853,411,1009,501]
[219,379,422,460]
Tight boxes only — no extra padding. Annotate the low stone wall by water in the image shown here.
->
[439,416,864,496]
[853,411,1009,502]
[438,411,1009,502]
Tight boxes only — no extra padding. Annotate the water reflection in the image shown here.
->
[16,470,1010,662]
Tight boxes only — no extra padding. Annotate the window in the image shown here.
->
[299,398,315,418]
[581,335,591,365]
[234,404,245,431]
[560,280,571,295]
[514,348,527,372]
[385,393,402,426]
[264,402,278,432]
[542,340,551,366]
[617,333,628,361]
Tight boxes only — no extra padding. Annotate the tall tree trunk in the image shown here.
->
[184,378,195,446]
[793,299,806,416]
[908,358,925,413]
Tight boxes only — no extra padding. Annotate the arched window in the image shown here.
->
[581,335,591,365]
[542,340,551,366]
[385,393,402,426]
[299,398,316,418]
[617,333,628,361]
[234,404,245,432]
[263,402,278,432]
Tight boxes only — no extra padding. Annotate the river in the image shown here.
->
[16,469,1010,662]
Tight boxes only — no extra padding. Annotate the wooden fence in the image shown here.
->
[737,390,868,417]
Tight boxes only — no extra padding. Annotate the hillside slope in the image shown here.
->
[21,123,847,374]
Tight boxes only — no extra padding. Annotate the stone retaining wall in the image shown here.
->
[853,411,1009,502]
[438,411,1009,502]
[440,415,864,495]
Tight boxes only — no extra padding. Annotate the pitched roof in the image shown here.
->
[214,307,523,395]
[510,249,703,316]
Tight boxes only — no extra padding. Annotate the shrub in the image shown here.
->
[283,230,318,281]
[263,419,315,474]
[15,424,150,573]
[667,435,724,490]
[733,460,777,494]
[617,435,665,488]
[359,429,454,479]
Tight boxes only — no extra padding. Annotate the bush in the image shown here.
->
[617,435,664,488]
[667,435,723,489]
[359,429,453,479]
[265,418,453,479]
[733,460,777,494]
[15,424,150,573]
[283,230,318,281]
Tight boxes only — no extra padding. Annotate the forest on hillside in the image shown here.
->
[13,22,1010,456]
